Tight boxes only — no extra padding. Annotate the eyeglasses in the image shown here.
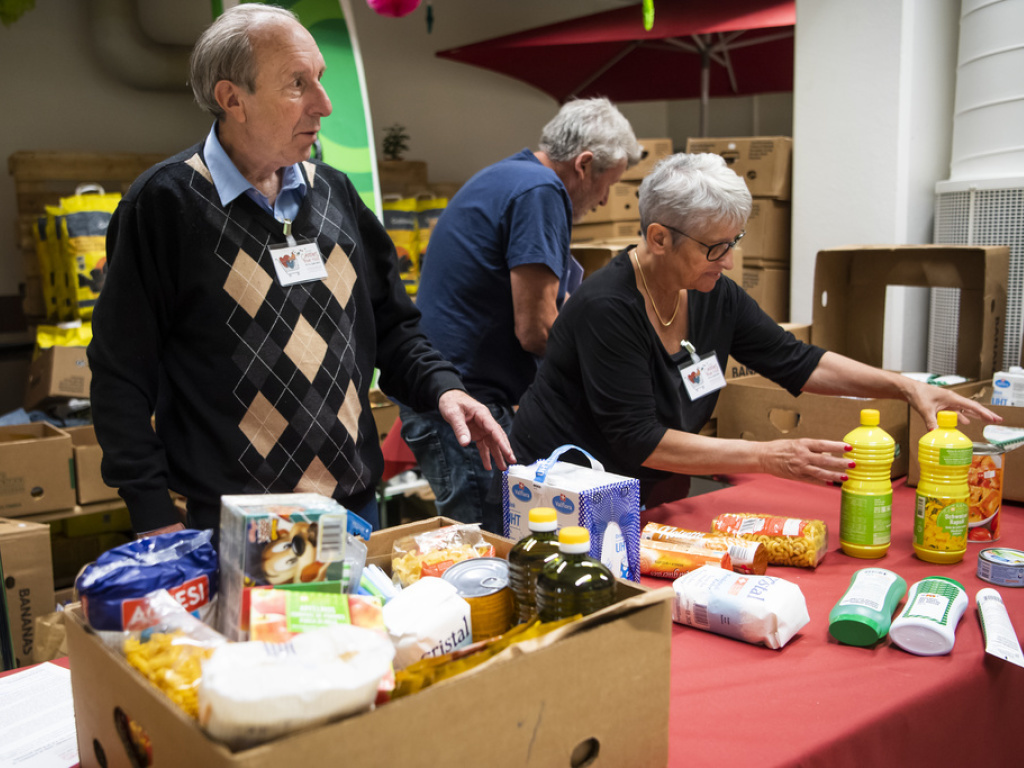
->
[659,223,745,262]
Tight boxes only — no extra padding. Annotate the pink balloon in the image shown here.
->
[366,0,422,18]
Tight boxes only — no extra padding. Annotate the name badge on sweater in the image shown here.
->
[678,340,726,401]
[270,241,327,286]
[270,219,327,286]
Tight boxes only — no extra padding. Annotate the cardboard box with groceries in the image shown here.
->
[0,422,76,516]
[716,375,910,478]
[65,516,673,768]
[812,245,1009,383]
[0,517,55,667]
[907,381,1024,503]
[684,136,792,199]
[24,345,90,410]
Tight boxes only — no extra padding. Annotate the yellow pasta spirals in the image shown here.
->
[710,513,828,568]
[124,630,216,719]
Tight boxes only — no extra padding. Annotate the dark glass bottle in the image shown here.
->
[507,507,560,624]
[536,526,615,622]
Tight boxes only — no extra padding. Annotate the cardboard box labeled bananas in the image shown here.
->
[0,517,55,667]
[65,516,673,767]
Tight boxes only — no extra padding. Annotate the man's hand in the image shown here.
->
[437,390,516,471]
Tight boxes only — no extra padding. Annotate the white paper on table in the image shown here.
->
[0,662,79,768]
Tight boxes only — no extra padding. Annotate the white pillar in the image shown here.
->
[791,0,962,369]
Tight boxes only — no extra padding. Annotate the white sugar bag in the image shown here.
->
[672,565,809,649]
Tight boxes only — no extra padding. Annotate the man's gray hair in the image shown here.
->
[538,97,643,174]
[638,153,752,236]
[189,4,299,120]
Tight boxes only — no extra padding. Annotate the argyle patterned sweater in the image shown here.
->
[89,143,462,532]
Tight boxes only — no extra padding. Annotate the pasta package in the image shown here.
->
[642,522,768,575]
[122,590,228,719]
[711,513,828,568]
[391,524,494,587]
[640,538,731,579]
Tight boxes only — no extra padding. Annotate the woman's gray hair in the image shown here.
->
[190,4,299,120]
[537,97,643,174]
[638,153,752,236]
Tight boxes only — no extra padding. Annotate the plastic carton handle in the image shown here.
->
[534,444,604,483]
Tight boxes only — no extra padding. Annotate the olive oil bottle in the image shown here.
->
[508,507,561,624]
[536,526,615,622]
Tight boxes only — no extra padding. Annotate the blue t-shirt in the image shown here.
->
[415,149,574,407]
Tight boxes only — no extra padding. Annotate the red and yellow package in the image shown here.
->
[711,513,828,568]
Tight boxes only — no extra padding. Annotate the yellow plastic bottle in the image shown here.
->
[914,410,973,563]
[840,409,895,559]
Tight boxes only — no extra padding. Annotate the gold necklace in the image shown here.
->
[631,249,680,327]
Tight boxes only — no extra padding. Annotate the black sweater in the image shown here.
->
[89,144,462,531]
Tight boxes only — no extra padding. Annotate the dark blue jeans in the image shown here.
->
[398,402,513,534]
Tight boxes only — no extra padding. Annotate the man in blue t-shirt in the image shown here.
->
[399,98,641,532]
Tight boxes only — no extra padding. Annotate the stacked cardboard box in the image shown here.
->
[572,138,672,244]
[685,137,793,321]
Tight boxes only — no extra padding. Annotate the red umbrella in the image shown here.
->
[437,0,795,136]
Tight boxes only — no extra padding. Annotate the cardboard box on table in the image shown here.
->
[0,517,55,667]
[23,345,90,410]
[0,422,75,517]
[812,245,1009,383]
[65,516,673,768]
[907,381,1024,503]
[717,375,911,478]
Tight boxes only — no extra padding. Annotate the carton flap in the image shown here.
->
[427,584,673,686]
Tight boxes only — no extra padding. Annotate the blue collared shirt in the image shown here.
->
[203,124,307,224]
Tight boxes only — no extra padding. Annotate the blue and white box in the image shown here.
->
[502,445,641,582]
[991,368,1024,407]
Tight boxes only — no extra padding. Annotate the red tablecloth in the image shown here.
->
[646,474,1024,768]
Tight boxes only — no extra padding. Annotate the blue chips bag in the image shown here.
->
[76,529,219,631]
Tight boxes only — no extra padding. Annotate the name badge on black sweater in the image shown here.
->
[271,219,327,286]
[679,340,726,401]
